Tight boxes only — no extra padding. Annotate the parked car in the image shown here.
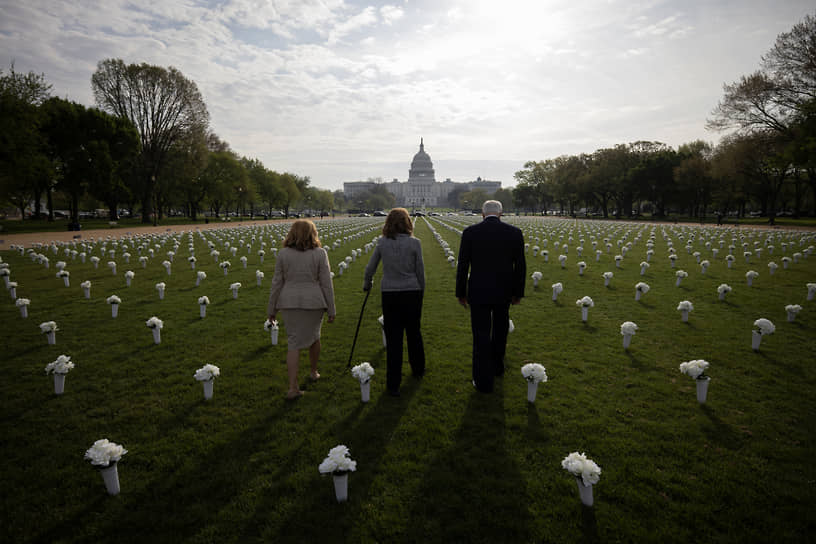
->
[373,211,387,217]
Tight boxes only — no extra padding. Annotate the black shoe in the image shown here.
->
[387,389,401,397]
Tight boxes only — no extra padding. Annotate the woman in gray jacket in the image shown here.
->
[363,208,425,396]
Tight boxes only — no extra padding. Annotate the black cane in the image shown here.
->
[347,288,371,367]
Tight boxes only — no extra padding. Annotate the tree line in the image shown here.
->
[512,13,816,222]
[1,59,334,224]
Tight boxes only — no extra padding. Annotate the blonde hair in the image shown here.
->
[284,219,322,250]
[382,208,413,239]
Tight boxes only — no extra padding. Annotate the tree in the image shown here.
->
[278,172,302,217]
[492,187,514,211]
[92,59,209,223]
[201,151,244,217]
[674,141,714,219]
[0,64,52,219]
[163,127,208,220]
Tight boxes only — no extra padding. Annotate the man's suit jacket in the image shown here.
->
[455,216,526,305]
[267,247,336,317]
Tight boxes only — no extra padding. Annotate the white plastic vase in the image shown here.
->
[635,290,642,301]
[53,373,65,395]
[787,311,796,322]
[579,267,584,276]
[747,277,753,287]
[604,277,610,287]
[83,287,90,299]
[9,286,16,299]
[196,278,202,287]
[576,478,594,507]
[623,333,632,349]
[141,260,147,269]
[152,328,161,344]
[751,331,762,351]
[259,256,264,264]
[62,277,70,287]
[338,267,344,276]
[46,331,56,345]
[20,306,28,318]
[696,377,710,403]
[200,305,207,318]
[675,277,682,287]
[111,304,119,318]
[718,291,726,301]
[125,277,131,287]
[111,265,117,275]
[640,266,647,275]
[232,289,239,299]
[202,379,214,400]
[158,288,165,300]
[552,290,559,302]
[783,261,789,269]
[3,276,9,288]
[527,381,538,402]
[381,328,387,347]
[270,327,279,345]
[256,276,263,286]
[615,260,620,269]
[681,310,689,322]
[333,472,349,502]
[727,261,733,269]
[190,262,196,270]
[581,307,588,322]
[223,268,228,276]
[808,290,815,301]
[670,260,676,268]
[99,463,121,496]
[360,380,370,403]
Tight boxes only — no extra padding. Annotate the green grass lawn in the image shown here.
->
[1,217,814,543]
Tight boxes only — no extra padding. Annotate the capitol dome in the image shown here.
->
[408,138,435,184]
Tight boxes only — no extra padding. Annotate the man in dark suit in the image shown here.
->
[456,200,526,393]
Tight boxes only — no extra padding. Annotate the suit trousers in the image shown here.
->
[381,290,425,392]
[470,302,510,393]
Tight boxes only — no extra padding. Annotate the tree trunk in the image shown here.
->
[47,188,54,222]
[108,203,118,221]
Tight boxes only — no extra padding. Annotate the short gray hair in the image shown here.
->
[482,200,502,216]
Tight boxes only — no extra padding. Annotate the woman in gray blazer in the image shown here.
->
[363,208,425,396]
[268,220,336,400]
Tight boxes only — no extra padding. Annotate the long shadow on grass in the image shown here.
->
[42,400,298,544]
[403,381,531,542]
[699,406,745,450]
[265,377,420,542]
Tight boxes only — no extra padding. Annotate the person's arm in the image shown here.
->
[455,229,471,305]
[317,248,337,321]
[267,252,285,318]
[512,229,526,302]
[363,242,381,291]
[414,239,425,292]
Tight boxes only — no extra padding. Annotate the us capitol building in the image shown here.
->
[343,139,501,208]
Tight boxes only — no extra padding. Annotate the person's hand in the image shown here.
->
[458,297,468,308]
[511,297,521,305]
[328,315,336,323]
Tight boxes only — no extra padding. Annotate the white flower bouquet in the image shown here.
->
[198,296,210,317]
[677,300,694,311]
[39,321,58,334]
[155,282,166,299]
[602,271,613,286]
[639,261,649,275]
[521,362,547,384]
[45,354,74,375]
[106,295,121,305]
[558,254,567,268]
[635,282,649,300]
[620,321,638,336]
[576,296,594,308]
[194,363,220,381]
[351,362,375,384]
[319,445,357,475]
[146,316,163,329]
[531,271,543,287]
[198,296,210,305]
[754,318,775,335]
[562,451,601,486]
[717,284,731,300]
[85,438,127,467]
[256,270,265,285]
[745,270,759,286]
[679,359,709,379]
[807,283,816,301]
[196,271,207,286]
[577,261,586,275]
[229,282,242,298]
[785,304,802,322]
[16,297,30,317]
[551,282,563,301]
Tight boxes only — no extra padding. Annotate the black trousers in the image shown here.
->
[382,290,425,392]
[470,302,510,393]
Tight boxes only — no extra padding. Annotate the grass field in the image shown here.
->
[1,217,814,543]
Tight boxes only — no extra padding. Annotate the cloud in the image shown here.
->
[380,5,404,25]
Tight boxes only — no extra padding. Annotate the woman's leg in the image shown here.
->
[309,339,321,379]
[286,349,302,397]
[382,291,404,393]
[405,291,425,377]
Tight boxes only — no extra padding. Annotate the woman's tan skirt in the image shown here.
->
[280,309,325,350]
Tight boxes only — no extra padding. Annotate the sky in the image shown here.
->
[1,0,813,191]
